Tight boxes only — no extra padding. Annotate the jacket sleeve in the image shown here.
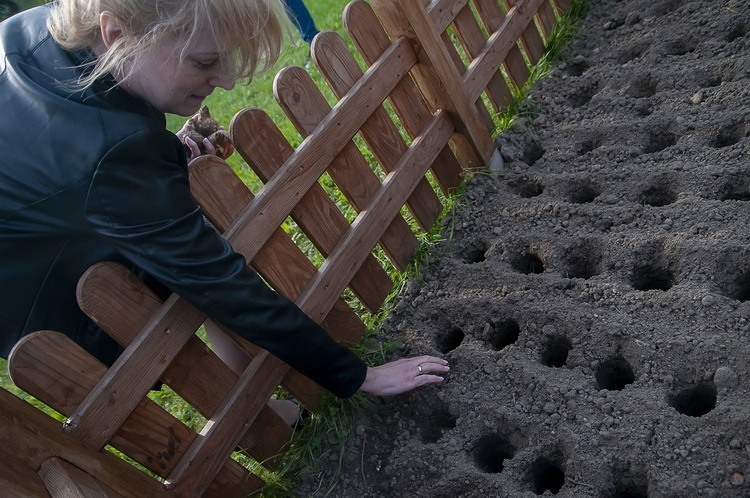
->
[85,127,367,398]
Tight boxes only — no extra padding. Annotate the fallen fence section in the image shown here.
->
[2,0,570,495]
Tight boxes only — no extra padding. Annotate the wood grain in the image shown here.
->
[274,65,420,271]
[0,387,171,496]
[39,457,125,498]
[381,0,497,164]
[466,0,546,102]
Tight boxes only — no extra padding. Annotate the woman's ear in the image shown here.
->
[99,11,124,49]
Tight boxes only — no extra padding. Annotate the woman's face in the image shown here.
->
[118,24,237,116]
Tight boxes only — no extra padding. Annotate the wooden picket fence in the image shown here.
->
[0,0,571,495]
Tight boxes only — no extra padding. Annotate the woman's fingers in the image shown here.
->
[184,136,201,159]
[201,137,216,156]
[411,355,450,378]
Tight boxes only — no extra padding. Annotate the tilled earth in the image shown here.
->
[294,0,750,496]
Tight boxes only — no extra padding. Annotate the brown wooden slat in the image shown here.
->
[465,0,546,103]
[368,0,483,168]
[439,21,497,133]
[311,32,443,231]
[0,387,170,497]
[225,36,415,279]
[504,42,532,90]
[228,103,392,313]
[450,2,514,113]
[423,0,501,127]
[473,0,531,92]
[537,0,558,39]
[39,457,125,498]
[344,0,463,193]
[0,452,50,497]
[8,331,265,495]
[274,66,419,271]
[429,0,470,33]
[552,0,572,14]
[64,293,205,449]
[76,261,296,463]
[165,351,285,497]
[473,0,508,34]
[295,110,455,321]
[380,0,496,165]
[504,0,546,65]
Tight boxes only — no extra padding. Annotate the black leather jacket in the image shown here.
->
[0,5,366,397]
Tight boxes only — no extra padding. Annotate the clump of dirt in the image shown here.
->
[294,0,750,496]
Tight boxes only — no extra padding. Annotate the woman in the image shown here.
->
[0,0,448,402]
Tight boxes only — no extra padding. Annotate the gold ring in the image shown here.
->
[417,364,423,375]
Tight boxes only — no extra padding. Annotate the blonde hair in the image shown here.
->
[48,0,286,88]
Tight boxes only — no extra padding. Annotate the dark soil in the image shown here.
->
[294,0,750,496]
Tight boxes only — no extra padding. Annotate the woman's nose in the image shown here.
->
[210,72,236,91]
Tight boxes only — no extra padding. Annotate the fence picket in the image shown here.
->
[225,36,416,269]
[165,350,285,497]
[504,0,547,65]
[189,154,367,406]
[537,0,558,38]
[381,0,497,164]
[39,458,125,498]
[312,31,443,231]
[466,0,546,101]
[9,330,197,476]
[0,388,173,497]
[274,67,419,271]
[473,0,531,91]
[451,2,515,113]
[292,110,455,320]
[344,0,463,193]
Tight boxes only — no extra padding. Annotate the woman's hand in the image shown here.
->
[359,356,449,397]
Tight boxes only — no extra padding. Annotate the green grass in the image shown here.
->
[2,0,591,495]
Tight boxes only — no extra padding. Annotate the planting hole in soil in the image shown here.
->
[669,382,717,418]
[512,251,545,274]
[472,434,516,474]
[595,356,635,391]
[631,262,674,291]
[489,318,520,351]
[541,336,573,368]
[435,324,464,354]
[530,456,565,495]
